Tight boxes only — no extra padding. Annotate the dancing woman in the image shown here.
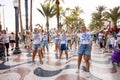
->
[76,26,92,78]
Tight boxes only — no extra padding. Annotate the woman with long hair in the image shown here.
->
[32,28,43,64]
[76,26,92,78]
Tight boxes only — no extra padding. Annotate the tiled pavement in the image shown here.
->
[0,43,120,80]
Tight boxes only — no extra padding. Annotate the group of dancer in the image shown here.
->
[30,26,93,78]
[1,25,120,78]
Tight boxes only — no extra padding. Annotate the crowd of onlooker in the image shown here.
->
[96,30,120,52]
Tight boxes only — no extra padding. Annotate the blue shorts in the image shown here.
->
[67,40,71,43]
[98,38,103,42]
[43,40,48,47]
[78,44,90,55]
[32,44,40,50]
[55,39,60,44]
[40,41,44,49]
[60,44,68,51]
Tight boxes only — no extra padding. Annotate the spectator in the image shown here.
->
[2,30,10,56]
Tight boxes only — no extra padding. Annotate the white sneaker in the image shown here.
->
[58,59,61,62]
[76,69,80,73]
[86,72,91,78]
[89,60,92,64]
[66,60,69,63]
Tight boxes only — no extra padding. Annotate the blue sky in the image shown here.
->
[0,0,120,32]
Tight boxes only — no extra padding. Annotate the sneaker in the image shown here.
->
[11,48,13,51]
[66,60,69,63]
[76,69,80,73]
[40,61,43,65]
[31,62,35,66]
[7,54,10,56]
[86,72,91,78]
[89,60,92,64]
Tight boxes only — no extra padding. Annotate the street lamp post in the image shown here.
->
[13,0,21,54]
[0,4,5,30]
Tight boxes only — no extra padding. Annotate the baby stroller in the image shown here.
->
[111,44,120,66]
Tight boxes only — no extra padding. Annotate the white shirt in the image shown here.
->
[32,33,42,44]
[109,37,114,44]
[98,33,104,39]
[10,34,15,40]
[43,34,48,40]
[77,32,92,44]
[2,34,9,43]
[53,33,60,40]
[117,32,120,40]
[60,35,67,44]
[114,39,118,47]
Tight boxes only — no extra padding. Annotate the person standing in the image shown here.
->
[0,31,5,59]
[59,32,68,63]
[98,31,104,48]
[2,30,10,56]
[76,26,92,78]
[32,28,43,64]
[117,30,120,50]
[9,32,15,51]
[53,30,60,54]
[43,31,49,54]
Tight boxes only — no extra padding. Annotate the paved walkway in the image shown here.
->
[0,43,120,80]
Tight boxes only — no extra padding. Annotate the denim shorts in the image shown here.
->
[55,39,60,44]
[60,44,68,51]
[98,38,103,42]
[39,41,44,49]
[67,40,71,43]
[43,40,48,47]
[32,44,40,50]
[78,44,90,55]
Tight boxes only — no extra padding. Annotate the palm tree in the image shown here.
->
[45,0,64,30]
[30,0,33,32]
[89,20,97,31]
[25,0,28,30]
[62,7,84,30]
[18,0,23,32]
[91,6,107,28]
[105,7,120,32]
[37,2,56,42]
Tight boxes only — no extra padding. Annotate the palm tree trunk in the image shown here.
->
[46,17,49,42]
[25,0,28,30]
[56,0,60,30]
[30,0,33,32]
[18,0,23,32]
[113,21,117,32]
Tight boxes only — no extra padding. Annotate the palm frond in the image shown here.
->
[37,8,45,17]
